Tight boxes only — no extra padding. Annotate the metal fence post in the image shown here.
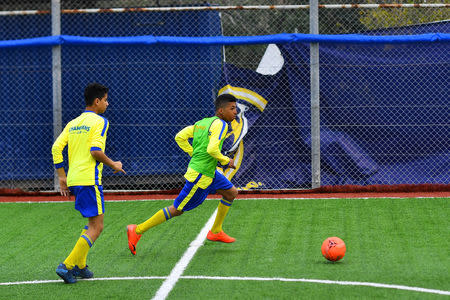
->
[52,0,62,191]
[310,0,321,188]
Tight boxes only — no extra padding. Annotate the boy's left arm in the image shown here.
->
[90,118,125,174]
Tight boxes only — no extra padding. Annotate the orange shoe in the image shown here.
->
[206,230,236,243]
[127,224,142,255]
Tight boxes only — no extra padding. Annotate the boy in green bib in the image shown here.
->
[127,94,238,255]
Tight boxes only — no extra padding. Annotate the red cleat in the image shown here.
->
[206,230,236,243]
[127,224,142,255]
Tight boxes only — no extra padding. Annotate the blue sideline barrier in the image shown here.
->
[1,32,450,48]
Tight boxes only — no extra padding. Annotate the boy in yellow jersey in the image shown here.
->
[52,83,125,283]
[126,94,238,255]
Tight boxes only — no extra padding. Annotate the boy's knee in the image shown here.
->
[225,187,238,201]
[231,190,238,200]
[169,205,183,217]
[173,209,183,217]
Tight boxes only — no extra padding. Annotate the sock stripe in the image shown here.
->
[166,207,172,218]
[81,234,93,247]
[163,208,170,220]
[83,225,88,230]
[220,199,232,206]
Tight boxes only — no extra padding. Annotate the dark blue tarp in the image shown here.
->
[220,21,449,188]
[0,9,222,181]
[0,15,448,187]
[219,64,313,189]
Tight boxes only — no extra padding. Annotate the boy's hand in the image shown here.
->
[58,177,70,198]
[112,161,126,174]
[227,158,236,169]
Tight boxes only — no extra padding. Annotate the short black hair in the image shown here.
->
[84,83,109,106]
[215,94,237,111]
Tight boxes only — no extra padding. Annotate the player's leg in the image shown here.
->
[127,174,209,255]
[127,205,181,255]
[80,225,88,236]
[85,214,104,242]
[211,186,238,232]
[57,185,103,283]
[70,214,103,279]
[136,205,182,235]
[207,171,238,243]
[127,204,184,256]
[67,185,104,277]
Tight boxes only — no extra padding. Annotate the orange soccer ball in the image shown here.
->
[321,237,346,261]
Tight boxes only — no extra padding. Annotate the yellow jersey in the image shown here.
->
[52,110,109,186]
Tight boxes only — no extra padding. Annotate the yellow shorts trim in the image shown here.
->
[95,185,103,215]
[177,183,200,211]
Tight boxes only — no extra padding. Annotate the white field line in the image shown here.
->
[181,276,450,296]
[1,196,448,204]
[0,276,166,285]
[1,275,449,296]
[151,208,218,300]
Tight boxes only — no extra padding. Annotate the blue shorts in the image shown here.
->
[173,170,233,212]
[69,185,105,218]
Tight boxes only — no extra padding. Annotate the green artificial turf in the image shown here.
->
[0,197,448,299]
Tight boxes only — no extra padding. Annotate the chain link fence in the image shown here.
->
[0,1,449,191]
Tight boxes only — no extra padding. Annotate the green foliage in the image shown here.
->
[359,1,450,30]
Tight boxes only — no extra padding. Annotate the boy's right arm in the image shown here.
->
[55,167,69,197]
[51,126,69,196]
[175,125,195,156]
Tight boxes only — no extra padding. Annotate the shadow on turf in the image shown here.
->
[316,259,346,265]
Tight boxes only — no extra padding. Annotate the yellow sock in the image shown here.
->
[136,207,172,234]
[211,199,232,234]
[79,234,94,268]
[64,234,93,269]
